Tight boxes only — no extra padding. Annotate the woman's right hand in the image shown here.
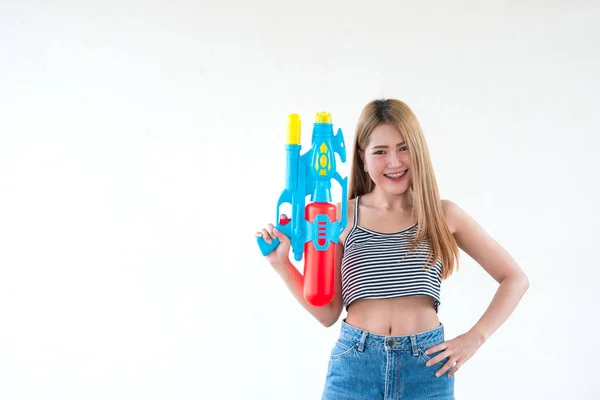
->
[256,214,292,270]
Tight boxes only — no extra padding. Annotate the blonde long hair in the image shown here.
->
[348,99,459,280]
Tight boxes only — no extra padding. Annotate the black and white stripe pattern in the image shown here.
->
[341,196,442,312]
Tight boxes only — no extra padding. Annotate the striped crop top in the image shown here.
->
[341,196,443,313]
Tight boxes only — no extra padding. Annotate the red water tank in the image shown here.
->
[303,202,337,307]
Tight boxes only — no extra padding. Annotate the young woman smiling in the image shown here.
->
[256,99,529,400]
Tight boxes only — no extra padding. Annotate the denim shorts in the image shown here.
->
[321,319,455,400]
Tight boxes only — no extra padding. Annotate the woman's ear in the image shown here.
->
[358,149,365,165]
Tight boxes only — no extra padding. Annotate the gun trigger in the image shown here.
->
[279,216,291,225]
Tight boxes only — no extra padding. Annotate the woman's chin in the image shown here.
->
[375,181,411,195]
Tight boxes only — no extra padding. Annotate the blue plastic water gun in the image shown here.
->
[256,111,348,306]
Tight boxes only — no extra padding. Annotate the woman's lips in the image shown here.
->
[384,170,407,182]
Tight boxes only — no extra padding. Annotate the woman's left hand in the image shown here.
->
[424,331,484,377]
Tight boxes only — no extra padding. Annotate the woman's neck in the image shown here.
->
[364,187,414,212]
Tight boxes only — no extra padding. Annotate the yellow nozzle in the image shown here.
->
[315,111,332,124]
[287,114,301,145]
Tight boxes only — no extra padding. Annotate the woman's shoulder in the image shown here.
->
[440,199,466,235]
[335,197,357,246]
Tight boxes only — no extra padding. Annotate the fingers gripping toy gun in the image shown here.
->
[257,112,348,307]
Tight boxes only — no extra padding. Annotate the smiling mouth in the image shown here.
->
[384,170,407,178]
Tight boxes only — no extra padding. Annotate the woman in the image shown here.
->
[256,99,529,400]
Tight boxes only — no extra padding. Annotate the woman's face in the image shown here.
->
[362,124,412,195]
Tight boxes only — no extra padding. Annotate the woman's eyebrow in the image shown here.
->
[371,142,406,149]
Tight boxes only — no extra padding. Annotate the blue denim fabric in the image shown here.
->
[321,319,455,400]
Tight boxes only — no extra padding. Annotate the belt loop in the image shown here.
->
[357,331,368,352]
[410,334,418,356]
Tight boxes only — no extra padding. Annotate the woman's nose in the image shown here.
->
[388,152,402,167]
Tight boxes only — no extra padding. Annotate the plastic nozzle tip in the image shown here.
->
[315,111,332,124]
[287,114,301,144]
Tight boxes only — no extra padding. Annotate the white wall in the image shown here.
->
[1,1,598,399]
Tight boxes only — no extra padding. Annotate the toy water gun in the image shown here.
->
[257,111,348,307]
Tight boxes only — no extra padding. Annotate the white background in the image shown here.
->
[1,1,599,399]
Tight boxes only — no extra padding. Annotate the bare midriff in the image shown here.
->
[344,295,440,336]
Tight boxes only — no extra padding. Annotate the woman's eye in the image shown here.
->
[374,150,384,155]
[400,146,408,151]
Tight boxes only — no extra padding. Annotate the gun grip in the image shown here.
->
[256,235,281,256]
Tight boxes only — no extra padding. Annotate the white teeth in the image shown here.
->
[385,171,406,178]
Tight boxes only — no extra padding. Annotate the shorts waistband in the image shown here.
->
[339,318,445,351]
